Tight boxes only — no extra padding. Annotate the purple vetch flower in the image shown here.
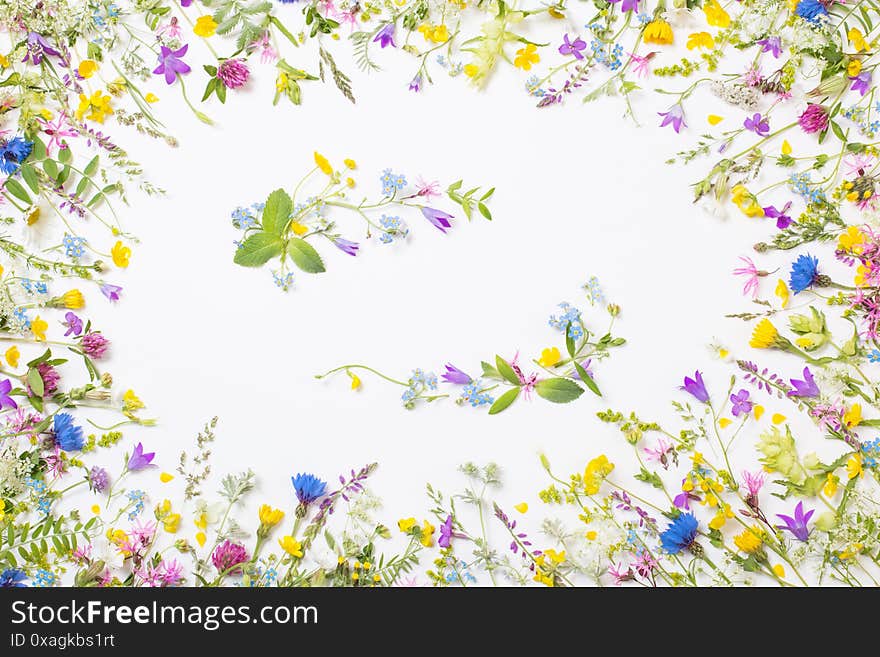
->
[88,466,110,493]
[373,23,396,48]
[63,312,83,337]
[658,104,686,133]
[682,370,709,403]
[850,70,871,96]
[730,389,753,416]
[22,32,61,66]
[0,379,17,410]
[217,58,250,89]
[408,74,422,92]
[776,501,814,541]
[100,283,123,302]
[81,332,110,359]
[757,36,782,58]
[744,112,770,136]
[558,34,587,60]
[211,540,249,574]
[127,443,155,471]
[420,207,453,233]
[441,363,471,385]
[153,44,191,84]
[788,366,819,398]
[332,238,359,256]
[763,201,793,229]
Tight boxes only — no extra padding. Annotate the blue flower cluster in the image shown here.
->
[590,40,623,70]
[63,234,87,259]
[379,215,408,244]
[380,169,407,196]
[549,302,584,339]
[12,307,31,331]
[273,270,294,291]
[33,569,55,587]
[861,438,880,469]
[584,276,604,305]
[525,75,546,97]
[460,380,494,407]
[25,477,50,515]
[788,173,826,204]
[231,203,260,230]
[402,368,437,403]
[127,489,145,520]
[20,279,48,295]
[842,106,880,138]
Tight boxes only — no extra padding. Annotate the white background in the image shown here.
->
[78,28,832,563]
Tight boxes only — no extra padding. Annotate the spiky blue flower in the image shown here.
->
[789,254,820,294]
[659,512,698,554]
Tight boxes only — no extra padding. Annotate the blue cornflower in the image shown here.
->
[62,234,87,259]
[0,136,33,175]
[291,473,327,507]
[53,413,84,451]
[0,568,28,587]
[33,569,55,587]
[795,0,828,23]
[789,254,820,294]
[659,512,699,554]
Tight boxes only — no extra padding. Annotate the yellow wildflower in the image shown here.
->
[5,346,19,368]
[348,371,361,390]
[753,405,765,421]
[775,279,790,308]
[771,413,786,424]
[823,472,838,497]
[111,241,131,268]
[195,531,207,547]
[398,517,417,532]
[160,472,174,483]
[843,403,862,428]
[856,263,872,287]
[290,221,309,236]
[346,177,355,188]
[838,225,866,253]
[733,526,763,553]
[313,151,333,175]
[279,535,304,558]
[145,93,159,103]
[75,91,114,123]
[731,184,764,217]
[704,0,730,26]
[91,505,101,515]
[344,158,356,169]
[847,453,863,480]
[847,58,863,77]
[707,114,723,125]
[544,549,566,564]
[584,455,614,494]
[418,23,449,43]
[163,513,181,533]
[420,520,435,547]
[463,63,479,78]
[849,27,869,52]
[0,54,8,68]
[781,139,792,155]
[585,530,598,540]
[718,417,732,428]
[538,346,561,367]
[77,60,98,79]
[258,504,285,527]
[123,389,144,412]
[514,502,528,513]
[643,19,673,45]
[60,289,85,309]
[514,44,540,71]
[686,32,714,50]
[32,316,48,341]
[772,564,786,579]
[194,15,218,37]
[709,503,734,530]
[749,319,779,349]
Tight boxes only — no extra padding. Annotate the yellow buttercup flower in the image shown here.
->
[5,346,19,368]
[0,54,8,68]
[704,0,731,27]
[749,319,779,349]
[314,151,333,175]
[77,59,98,79]
[194,15,218,37]
[75,91,114,123]
[258,504,285,527]
[584,454,614,494]
[843,403,862,428]
[279,536,303,557]
[111,241,131,268]
[420,520,435,547]
[463,63,479,78]
[349,371,361,390]
[643,19,673,45]
[849,27,869,53]
[514,502,528,513]
[733,526,763,553]
[61,289,85,309]
[775,279,790,308]
[91,504,101,515]
[686,32,714,50]
[707,114,724,125]
[847,58,863,77]
[344,158,357,169]
[538,346,561,367]
[32,316,48,341]
[847,453,863,480]
[398,517,417,532]
[514,44,540,71]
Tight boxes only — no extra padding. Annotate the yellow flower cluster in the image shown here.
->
[731,185,764,218]
[75,91,114,124]
[583,455,614,495]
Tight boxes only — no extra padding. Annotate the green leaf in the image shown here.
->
[233,232,284,267]
[261,188,293,235]
[480,361,500,380]
[495,355,520,385]
[84,155,100,177]
[565,323,575,357]
[534,378,584,403]
[30,139,47,161]
[574,362,601,396]
[58,147,72,164]
[43,159,58,181]
[287,238,325,273]
[3,178,31,205]
[477,202,492,220]
[20,165,39,194]
[488,387,519,415]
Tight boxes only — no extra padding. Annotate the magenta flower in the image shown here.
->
[217,58,250,89]
[81,332,110,359]
[658,104,686,133]
[0,379,17,410]
[153,44,191,84]
[673,480,700,510]
[850,70,871,96]
[100,283,123,302]
[22,32,61,66]
[763,201,793,229]
[62,312,83,337]
[730,389,753,416]
[608,562,635,585]
[211,540,249,574]
[558,34,587,60]
[744,112,770,136]
[757,36,782,58]
[441,364,471,385]
[733,256,762,299]
[607,0,639,11]
[332,238,359,256]
[788,366,819,398]
[776,501,814,542]
[643,437,674,468]
[30,363,60,397]
[681,370,709,403]
[798,103,828,134]
[741,469,765,498]
[127,443,155,471]
[628,52,654,78]
[373,23,396,48]
[420,207,453,233]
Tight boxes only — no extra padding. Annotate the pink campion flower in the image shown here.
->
[608,562,634,585]
[741,469,765,498]
[643,437,675,468]
[37,114,76,155]
[632,552,657,580]
[628,52,655,78]
[509,352,538,400]
[414,177,441,200]
[744,65,763,87]
[249,32,278,63]
[658,104,686,133]
[733,256,765,298]
[158,559,184,586]
[156,17,183,40]
[45,445,66,479]
[843,153,876,177]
